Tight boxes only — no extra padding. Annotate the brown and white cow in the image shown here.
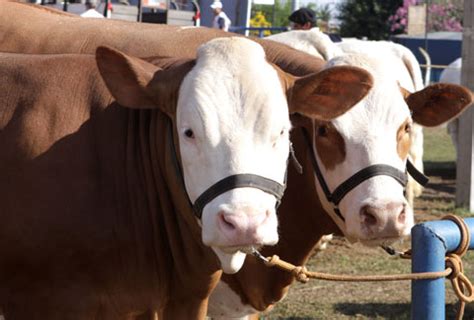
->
[0,35,373,319]
[267,30,427,207]
[207,43,473,319]
[334,39,427,205]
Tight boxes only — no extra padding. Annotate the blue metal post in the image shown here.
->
[411,217,474,319]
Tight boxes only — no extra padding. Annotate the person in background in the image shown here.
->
[288,7,316,30]
[288,7,342,42]
[211,1,231,32]
[80,0,104,19]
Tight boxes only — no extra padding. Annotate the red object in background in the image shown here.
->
[193,9,200,26]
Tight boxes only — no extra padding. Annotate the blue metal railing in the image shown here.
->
[411,217,474,319]
[229,26,289,37]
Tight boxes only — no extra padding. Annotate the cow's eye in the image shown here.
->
[184,129,195,139]
[405,123,412,133]
[273,128,287,148]
[317,125,328,137]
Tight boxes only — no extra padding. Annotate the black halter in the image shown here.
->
[168,123,288,220]
[193,174,286,219]
[301,128,429,221]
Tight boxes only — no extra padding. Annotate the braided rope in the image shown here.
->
[256,214,473,320]
[442,215,473,320]
[263,254,451,282]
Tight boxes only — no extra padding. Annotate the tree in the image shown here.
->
[251,0,292,29]
[389,0,463,33]
[309,3,333,32]
[337,0,403,40]
[250,11,272,36]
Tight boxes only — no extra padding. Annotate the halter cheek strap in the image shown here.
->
[301,128,429,222]
[168,122,288,220]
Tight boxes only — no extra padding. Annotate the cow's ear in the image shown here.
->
[288,66,373,121]
[406,83,473,127]
[96,46,162,110]
[96,46,195,117]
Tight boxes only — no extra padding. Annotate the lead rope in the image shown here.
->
[252,214,473,320]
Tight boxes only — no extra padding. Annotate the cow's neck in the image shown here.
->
[155,113,223,318]
[102,107,221,317]
[220,126,340,312]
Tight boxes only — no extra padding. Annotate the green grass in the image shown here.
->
[422,126,456,163]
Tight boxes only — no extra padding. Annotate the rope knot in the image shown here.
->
[445,254,474,304]
[446,254,462,280]
[264,255,310,283]
[264,255,280,267]
[292,266,309,283]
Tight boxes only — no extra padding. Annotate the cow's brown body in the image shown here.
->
[0,2,324,76]
[0,52,223,319]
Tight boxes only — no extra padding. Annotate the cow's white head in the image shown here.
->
[313,54,472,246]
[95,38,373,273]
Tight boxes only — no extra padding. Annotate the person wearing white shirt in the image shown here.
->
[80,0,104,19]
[211,1,231,32]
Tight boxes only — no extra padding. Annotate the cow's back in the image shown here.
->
[0,2,324,76]
[0,4,200,57]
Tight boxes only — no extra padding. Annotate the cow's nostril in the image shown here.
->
[220,213,236,231]
[398,206,406,224]
[360,206,378,227]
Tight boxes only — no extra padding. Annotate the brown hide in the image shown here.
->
[0,2,323,76]
[0,52,221,319]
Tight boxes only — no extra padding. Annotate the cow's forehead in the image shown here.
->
[177,37,290,130]
[327,54,411,136]
[189,37,286,98]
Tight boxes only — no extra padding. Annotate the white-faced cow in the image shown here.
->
[334,39,427,206]
[267,31,427,206]
[0,35,373,319]
[207,40,473,319]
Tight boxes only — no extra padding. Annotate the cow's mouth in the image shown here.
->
[219,245,260,254]
[358,235,409,247]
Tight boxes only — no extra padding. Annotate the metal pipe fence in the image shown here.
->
[411,217,474,319]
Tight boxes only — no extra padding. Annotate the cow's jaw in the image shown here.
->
[315,125,415,245]
[176,37,290,273]
[332,121,414,245]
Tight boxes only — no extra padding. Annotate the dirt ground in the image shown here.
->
[264,165,474,319]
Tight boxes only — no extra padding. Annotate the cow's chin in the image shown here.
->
[358,236,408,247]
[345,231,411,247]
[212,247,248,274]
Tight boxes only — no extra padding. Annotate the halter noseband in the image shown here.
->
[193,174,286,219]
[301,128,429,221]
[168,122,288,219]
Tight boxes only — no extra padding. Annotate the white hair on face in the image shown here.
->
[318,53,414,244]
[176,37,291,273]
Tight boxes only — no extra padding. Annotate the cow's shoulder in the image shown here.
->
[0,52,111,159]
